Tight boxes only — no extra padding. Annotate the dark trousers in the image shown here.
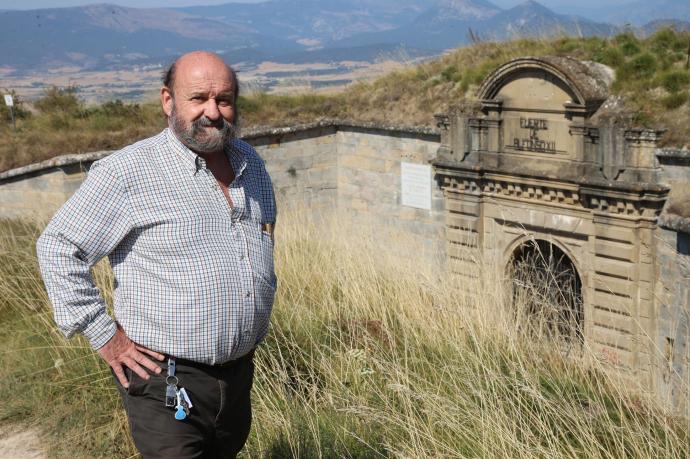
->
[114,355,254,459]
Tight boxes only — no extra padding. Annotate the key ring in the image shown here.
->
[165,375,179,386]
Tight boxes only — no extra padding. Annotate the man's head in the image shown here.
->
[161,51,239,155]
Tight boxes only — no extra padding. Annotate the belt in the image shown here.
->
[167,349,255,369]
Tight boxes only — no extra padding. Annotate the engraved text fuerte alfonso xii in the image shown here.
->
[511,117,557,154]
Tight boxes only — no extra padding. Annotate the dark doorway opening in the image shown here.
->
[509,239,583,344]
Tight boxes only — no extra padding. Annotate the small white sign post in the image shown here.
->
[401,162,432,210]
[4,94,15,130]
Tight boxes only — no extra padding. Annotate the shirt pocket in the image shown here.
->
[246,223,276,290]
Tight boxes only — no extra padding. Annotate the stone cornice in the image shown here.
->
[0,150,112,181]
[656,149,690,164]
[434,162,669,220]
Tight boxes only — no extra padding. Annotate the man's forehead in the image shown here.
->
[174,54,234,92]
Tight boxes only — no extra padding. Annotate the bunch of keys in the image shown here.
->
[165,359,193,421]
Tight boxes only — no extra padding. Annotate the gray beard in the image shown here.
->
[170,103,239,154]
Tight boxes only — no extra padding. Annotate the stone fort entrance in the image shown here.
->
[434,57,672,393]
[510,238,584,344]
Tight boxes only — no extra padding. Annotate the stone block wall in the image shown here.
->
[0,152,108,221]
[0,123,445,263]
[656,228,690,417]
[336,126,444,261]
[249,125,339,212]
[658,150,690,183]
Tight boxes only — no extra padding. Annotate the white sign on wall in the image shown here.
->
[3,95,13,107]
[401,162,432,210]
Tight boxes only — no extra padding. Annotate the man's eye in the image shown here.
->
[218,100,232,107]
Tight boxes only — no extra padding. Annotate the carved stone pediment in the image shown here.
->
[435,56,663,186]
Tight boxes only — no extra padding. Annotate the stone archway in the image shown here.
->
[508,239,583,344]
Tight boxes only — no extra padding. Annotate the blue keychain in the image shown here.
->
[174,388,188,420]
[173,387,193,420]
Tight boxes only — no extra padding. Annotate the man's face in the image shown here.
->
[161,55,238,154]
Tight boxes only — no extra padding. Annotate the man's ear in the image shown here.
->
[160,87,173,117]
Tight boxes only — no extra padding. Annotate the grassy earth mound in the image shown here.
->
[1,29,689,173]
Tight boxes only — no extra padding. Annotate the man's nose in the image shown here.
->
[203,100,221,120]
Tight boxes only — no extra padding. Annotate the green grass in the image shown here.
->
[1,213,689,458]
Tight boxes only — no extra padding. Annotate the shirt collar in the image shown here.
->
[165,128,247,178]
[225,139,248,180]
[165,128,201,175]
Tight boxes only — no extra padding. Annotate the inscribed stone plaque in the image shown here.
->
[401,162,431,210]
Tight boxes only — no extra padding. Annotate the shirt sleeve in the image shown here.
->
[36,160,134,350]
[259,159,277,225]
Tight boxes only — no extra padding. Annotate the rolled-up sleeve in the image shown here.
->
[36,160,133,349]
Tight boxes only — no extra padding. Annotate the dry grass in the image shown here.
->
[0,210,688,458]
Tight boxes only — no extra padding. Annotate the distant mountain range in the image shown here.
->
[0,0,688,72]
[585,0,690,27]
[336,0,617,50]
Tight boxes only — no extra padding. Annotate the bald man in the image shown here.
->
[37,51,277,458]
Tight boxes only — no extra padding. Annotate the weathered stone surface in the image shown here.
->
[437,55,690,417]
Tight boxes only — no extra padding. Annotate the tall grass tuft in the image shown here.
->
[1,211,689,458]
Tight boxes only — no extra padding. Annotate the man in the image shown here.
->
[36,51,277,458]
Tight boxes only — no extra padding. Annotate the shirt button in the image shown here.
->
[239,254,245,261]
[246,291,252,298]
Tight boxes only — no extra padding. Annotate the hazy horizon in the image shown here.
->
[0,0,636,12]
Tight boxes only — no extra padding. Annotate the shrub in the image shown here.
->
[237,95,261,115]
[661,70,690,93]
[620,53,658,80]
[556,38,580,54]
[99,99,142,118]
[34,86,82,115]
[614,33,642,56]
[650,28,687,54]
[441,65,461,83]
[661,91,689,109]
[597,47,625,67]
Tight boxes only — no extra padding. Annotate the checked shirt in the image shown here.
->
[37,128,277,365]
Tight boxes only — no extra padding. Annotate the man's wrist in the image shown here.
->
[82,313,117,350]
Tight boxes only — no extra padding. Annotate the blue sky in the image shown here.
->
[0,0,634,11]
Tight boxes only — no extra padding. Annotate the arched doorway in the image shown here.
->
[509,239,583,344]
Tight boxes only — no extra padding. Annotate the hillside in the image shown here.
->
[2,30,690,173]
[0,4,304,70]
[2,0,688,73]
[338,0,616,50]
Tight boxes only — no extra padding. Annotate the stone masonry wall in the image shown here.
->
[656,227,690,417]
[0,151,108,221]
[336,126,445,261]
[0,123,444,260]
[250,125,338,211]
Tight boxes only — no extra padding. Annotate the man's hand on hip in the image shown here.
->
[98,326,164,388]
